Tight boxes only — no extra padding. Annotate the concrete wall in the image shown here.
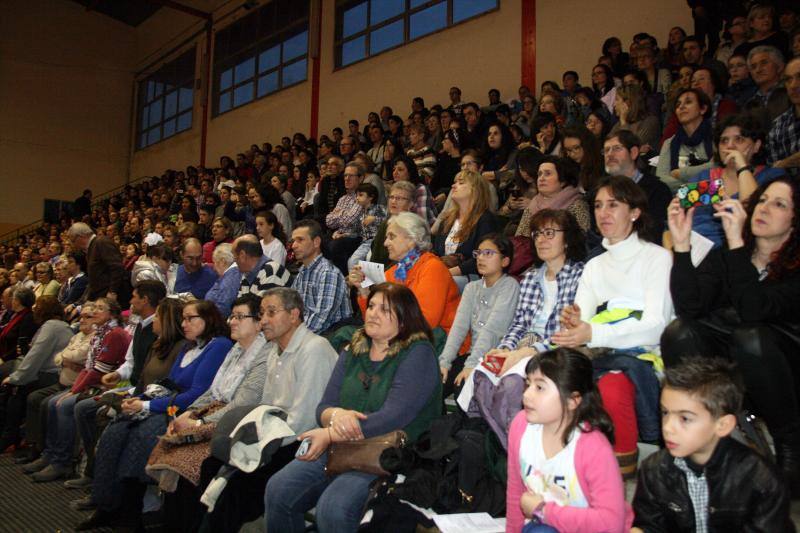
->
[0,0,136,233]
[536,0,693,89]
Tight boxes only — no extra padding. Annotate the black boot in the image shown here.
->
[774,422,800,499]
[75,508,117,531]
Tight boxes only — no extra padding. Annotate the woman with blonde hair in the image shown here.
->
[433,170,496,291]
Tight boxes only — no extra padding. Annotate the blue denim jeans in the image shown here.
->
[522,523,558,533]
[264,452,377,533]
[592,350,661,442]
[347,239,373,271]
[43,390,79,467]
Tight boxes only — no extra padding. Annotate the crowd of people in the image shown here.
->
[0,2,800,531]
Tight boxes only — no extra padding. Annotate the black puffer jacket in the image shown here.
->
[632,438,794,532]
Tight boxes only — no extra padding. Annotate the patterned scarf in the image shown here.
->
[670,118,713,171]
[394,247,421,282]
[209,334,266,403]
[86,319,119,369]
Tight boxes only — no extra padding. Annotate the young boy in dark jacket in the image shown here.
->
[632,358,793,532]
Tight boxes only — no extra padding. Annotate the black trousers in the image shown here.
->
[25,383,65,451]
[163,441,300,533]
[661,317,800,437]
[324,235,362,276]
[0,372,60,446]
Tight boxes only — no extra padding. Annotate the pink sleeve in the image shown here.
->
[506,411,528,533]
[543,430,633,533]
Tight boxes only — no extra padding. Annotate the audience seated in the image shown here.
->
[265,283,441,533]
[351,212,460,339]
[290,219,352,335]
[233,234,290,297]
[4,13,800,529]
[79,300,230,531]
[656,88,715,190]
[516,155,591,237]
[432,169,496,290]
[688,113,785,248]
[0,296,71,452]
[554,176,673,479]
[661,176,800,494]
[174,238,218,299]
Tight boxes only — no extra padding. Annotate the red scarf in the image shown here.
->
[0,307,30,344]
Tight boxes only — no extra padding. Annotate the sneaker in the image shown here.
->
[31,463,72,482]
[64,475,93,490]
[70,495,96,511]
[21,456,50,474]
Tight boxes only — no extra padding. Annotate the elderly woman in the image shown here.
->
[201,217,233,264]
[350,212,461,337]
[516,156,590,237]
[24,297,130,482]
[656,88,715,191]
[204,243,241,318]
[0,287,37,364]
[79,300,231,531]
[32,262,60,300]
[146,295,268,501]
[432,170,496,291]
[265,283,441,532]
[554,176,673,478]
[364,181,417,266]
[662,176,800,493]
[0,296,72,452]
[686,113,785,248]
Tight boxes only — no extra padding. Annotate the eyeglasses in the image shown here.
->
[182,315,203,323]
[260,307,286,318]
[563,145,583,155]
[533,229,565,240]
[227,313,258,322]
[472,249,501,258]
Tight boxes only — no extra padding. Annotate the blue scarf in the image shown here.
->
[670,118,712,171]
[394,248,421,282]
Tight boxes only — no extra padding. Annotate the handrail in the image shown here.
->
[0,174,155,245]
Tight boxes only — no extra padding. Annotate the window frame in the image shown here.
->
[135,47,196,151]
[213,4,310,118]
[334,0,499,69]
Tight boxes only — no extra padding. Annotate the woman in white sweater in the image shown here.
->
[553,175,673,478]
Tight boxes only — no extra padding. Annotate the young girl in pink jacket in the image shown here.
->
[506,348,633,532]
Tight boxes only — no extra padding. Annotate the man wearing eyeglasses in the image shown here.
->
[233,235,290,298]
[601,131,671,240]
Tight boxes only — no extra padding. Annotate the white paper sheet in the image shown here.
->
[432,513,506,533]
[689,230,714,266]
[358,260,386,288]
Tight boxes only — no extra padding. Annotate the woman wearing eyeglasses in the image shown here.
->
[78,300,232,531]
[438,233,519,397]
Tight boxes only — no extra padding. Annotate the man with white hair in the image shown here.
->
[745,45,791,124]
[67,222,127,306]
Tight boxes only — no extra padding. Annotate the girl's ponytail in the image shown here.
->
[526,347,615,446]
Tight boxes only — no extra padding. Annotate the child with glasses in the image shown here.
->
[438,233,520,399]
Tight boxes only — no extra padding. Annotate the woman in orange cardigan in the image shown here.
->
[348,212,461,335]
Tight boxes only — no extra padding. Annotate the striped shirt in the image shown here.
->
[238,255,290,297]
[407,145,437,183]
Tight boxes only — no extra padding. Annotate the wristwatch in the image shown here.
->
[736,165,754,176]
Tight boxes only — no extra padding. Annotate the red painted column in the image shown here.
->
[521,0,536,90]
[309,0,322,139]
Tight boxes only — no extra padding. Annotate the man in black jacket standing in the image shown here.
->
[67,222,129,308]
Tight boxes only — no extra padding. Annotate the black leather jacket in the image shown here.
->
[632,438,794,532]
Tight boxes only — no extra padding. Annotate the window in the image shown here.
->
[136,48,196,150]
[214,0,309,116]
[335,0,498,67]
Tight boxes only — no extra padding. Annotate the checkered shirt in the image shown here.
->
[674,457,709,533]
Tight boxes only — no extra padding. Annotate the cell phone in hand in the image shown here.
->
[677,179,725,208]
[296,437,312,457]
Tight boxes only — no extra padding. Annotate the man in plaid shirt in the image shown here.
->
[767,57,800,177]
[290,219,351,334]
